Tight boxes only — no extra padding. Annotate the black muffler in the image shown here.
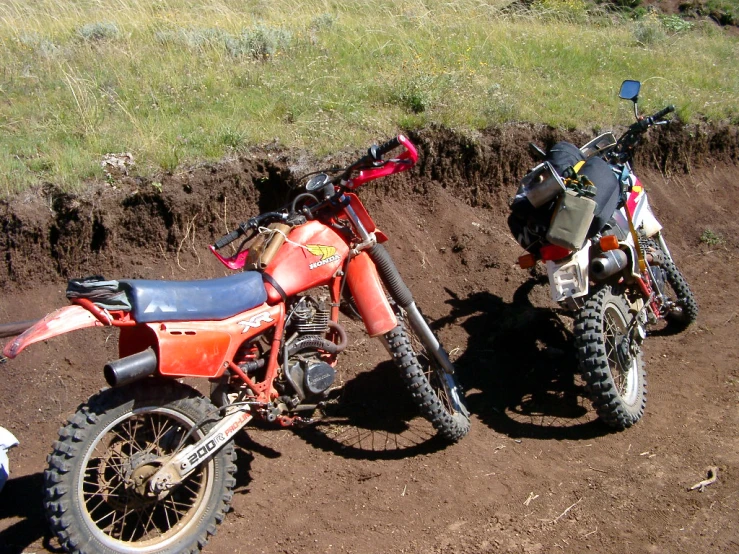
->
[0,320,39,339]
[590,249,629,281]
[104,348,158,387]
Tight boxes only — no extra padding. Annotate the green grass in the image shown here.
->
[700,228,725,245]
[0,0,737,195]
[681,0,739,26]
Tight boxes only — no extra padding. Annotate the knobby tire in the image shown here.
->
[574,285,647,430]
[647,239,698,328]
[44,380,237,554]
[382,313,471,442]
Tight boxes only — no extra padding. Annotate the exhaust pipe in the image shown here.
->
[0,320,39,339]
[104,348,158,387]
[590,249,628,281]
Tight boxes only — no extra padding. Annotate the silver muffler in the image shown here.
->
[104,347,158,387]
[590,249,628,280]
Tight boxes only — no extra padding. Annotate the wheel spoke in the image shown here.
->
[162,500,174,532]
[603,308,629,394]
[91,503,116,527]
[141,504,159,539]
[104,507,124,536]
[75,409,212,547]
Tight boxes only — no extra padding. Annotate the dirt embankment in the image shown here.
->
[0,122,738,554]
[2,121,737,289]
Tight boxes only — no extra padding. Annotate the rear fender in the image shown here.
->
[545,244,591,303]
[2,305,103,358]
[346,253,397,337]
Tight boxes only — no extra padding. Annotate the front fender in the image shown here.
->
[346,252,397,337]
[2,305,103,358]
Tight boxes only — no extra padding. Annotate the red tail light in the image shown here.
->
[540,244,572,261]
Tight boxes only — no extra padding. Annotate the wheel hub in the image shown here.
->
[130,462,162,497]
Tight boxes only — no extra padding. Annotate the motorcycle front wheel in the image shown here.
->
[44,380,237,554]
[646,239,698,328]
[574,285,647,430]
[382,308,471,442]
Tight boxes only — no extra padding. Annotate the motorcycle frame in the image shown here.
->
[3,136,425,482]
[543,162,666,320]
[5,205,396,398]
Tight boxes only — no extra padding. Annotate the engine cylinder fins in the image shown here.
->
[292,298,331,334]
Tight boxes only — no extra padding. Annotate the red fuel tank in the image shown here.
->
[264,221,350,303]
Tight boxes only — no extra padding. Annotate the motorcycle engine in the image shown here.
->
[282,294,338,403]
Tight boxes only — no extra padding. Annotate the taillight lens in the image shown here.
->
[540,244,572,261]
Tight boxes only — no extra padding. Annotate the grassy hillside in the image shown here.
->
[1,0,737,194]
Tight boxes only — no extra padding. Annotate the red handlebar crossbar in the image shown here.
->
[346,135,419,189]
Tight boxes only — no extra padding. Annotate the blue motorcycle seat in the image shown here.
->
[120,272,268,323]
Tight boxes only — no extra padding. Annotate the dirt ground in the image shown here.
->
[0,122,737,554]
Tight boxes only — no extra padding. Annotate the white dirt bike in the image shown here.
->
[508,79,698,429]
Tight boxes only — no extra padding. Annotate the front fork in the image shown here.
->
[366,243,468,416]
[340,195,459,377]
[403,303,457,374]
[641,231,682,320]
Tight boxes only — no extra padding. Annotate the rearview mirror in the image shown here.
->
[619,80,641,102]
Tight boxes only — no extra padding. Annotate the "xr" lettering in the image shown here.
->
[237,311,273,333]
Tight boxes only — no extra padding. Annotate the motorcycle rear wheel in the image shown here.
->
[575,285,647,430]
[382,309,471,442]
[44,380,236,554]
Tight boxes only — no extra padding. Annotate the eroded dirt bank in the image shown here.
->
[0,122,738,554]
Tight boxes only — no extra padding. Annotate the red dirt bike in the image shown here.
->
[508,80,698,430]
[2,135,470,554]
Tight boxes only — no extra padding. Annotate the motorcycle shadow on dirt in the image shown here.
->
[437,277,610,441]
[0,472,61,554]
[0,444,261,553]
[294,360,451,460]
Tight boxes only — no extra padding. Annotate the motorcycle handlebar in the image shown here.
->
[216,137,417,241]
[651,104,675,121]
[346,135,419,189]
[615,104,676,160]
[214,228,242,250]
[212,211,287,250]
[638,105,675,131]
[375,136,401,157]
[336,135,407,183]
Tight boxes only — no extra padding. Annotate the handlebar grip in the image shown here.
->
[375,136,401,157]
[214,229,242,250]
[652,105,675,121]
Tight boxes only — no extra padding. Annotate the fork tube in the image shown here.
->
[340,194,377,252]
[367,243,456,374]
[403,303,456,375]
